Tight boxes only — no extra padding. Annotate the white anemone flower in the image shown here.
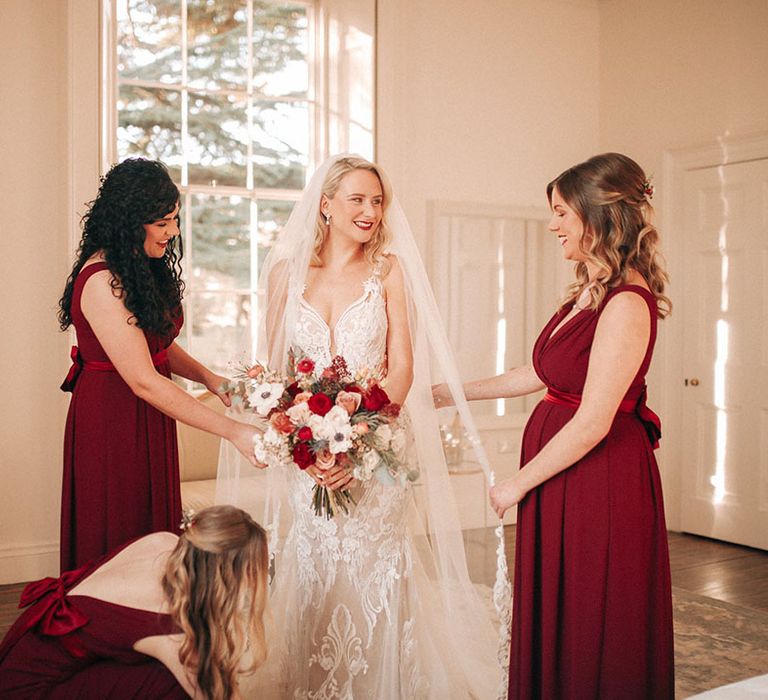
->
[247,382,285,416]
[321,406,354,454]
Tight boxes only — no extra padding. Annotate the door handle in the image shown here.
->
[684,378,700,387]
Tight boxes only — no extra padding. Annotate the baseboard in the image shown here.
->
[0,541,59,585]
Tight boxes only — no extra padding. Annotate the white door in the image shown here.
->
[680,157,768,549]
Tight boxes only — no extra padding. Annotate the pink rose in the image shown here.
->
[270,411,294,435]
[354,422,369,435]
[315,447,336,470]
[293,391,313,404]
[335,390,362,416]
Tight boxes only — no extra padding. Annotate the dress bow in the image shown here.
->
[19,570,89,637]
[60,345,82,393]
[636,386,662,450]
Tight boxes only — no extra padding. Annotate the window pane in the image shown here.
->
[256,199,295,275]
[117,84,182,179]
[253,2,309,97]
[252,101,309,189]
[188,292,251,376]
[117,0,182,84]
[190,194,251,291]
[188,91,248,186]
[187,0,248,91]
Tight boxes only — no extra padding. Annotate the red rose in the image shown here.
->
[297,358,315,374]
[297,426,313,441]
[344,384,363,394]
[363,384,391,412]
[286,381,300,398]
[308,392,333,416]
[292,442,315,470]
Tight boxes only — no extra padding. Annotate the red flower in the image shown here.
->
[364,384,391,412]
[344,384,363,394]
[286,381,300,398]
[297,358,315,374]
[321,367,337,380]
[292,442,315,470]
[297,426,313,441]
[308,392,333,416]
[381,402,401,418]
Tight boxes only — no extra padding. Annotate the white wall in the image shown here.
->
[599,0,768,529]
[0,0,70,581]
[377,0,601,239]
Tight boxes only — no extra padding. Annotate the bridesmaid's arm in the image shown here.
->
[433,366,545,407]
[80,271,259,466]
[489,292,651,518]
[383,256,413,406]
[166,342,232,407]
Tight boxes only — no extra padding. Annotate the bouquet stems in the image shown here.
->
[312,484,356,519]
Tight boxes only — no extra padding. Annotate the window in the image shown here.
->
[106,0,374,383]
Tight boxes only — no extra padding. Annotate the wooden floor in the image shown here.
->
[2,528,767,639]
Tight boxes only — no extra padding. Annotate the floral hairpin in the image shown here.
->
[642,180,655,199]
[180,508,196,531]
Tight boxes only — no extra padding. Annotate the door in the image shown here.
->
[680,157,768,549]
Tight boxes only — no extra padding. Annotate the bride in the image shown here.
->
[217,155,504,699]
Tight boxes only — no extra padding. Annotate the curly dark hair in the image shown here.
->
[58,158,184,336]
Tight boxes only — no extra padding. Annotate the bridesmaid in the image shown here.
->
[0,506,269,699]
[58,158,260,571]
[434,153,674,698]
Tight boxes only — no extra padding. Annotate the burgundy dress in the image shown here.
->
[0,543,188,698]
[60,262,183,571]
[509,285,674,699]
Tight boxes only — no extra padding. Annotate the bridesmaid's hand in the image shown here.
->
[206,372,233,408]
[230,422,265,468]
[489,475,527,519]
[431,383,455,408]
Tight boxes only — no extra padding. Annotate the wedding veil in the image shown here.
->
[216,154,510,698]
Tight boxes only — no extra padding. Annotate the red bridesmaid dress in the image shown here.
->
[0,543,188,698]
[509,285,674,699]
[60,261,183,571]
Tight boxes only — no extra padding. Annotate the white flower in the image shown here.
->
[363,448,382,474]
[247,382,285,416]
[323,406,354,454]
[253,428,289,468]
[391,428,406,458]
[286,401,311,426]
[262,426,284,447]
[375,423,393,449]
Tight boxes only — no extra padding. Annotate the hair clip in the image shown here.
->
[180,509,196,531]
[642,180,654,199]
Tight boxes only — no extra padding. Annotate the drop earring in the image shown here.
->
[323,212,331,225]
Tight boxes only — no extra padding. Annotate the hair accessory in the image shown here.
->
[642,180,654,199]
[180,509,196,531]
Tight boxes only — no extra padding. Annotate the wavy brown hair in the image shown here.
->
[312,156,393,275]
[162,506,269,699]
[547,152,671,318]
[58,158,184,336]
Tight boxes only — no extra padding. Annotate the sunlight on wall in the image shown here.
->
[495,240,506,417]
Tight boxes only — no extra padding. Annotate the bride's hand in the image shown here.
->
[489,475,527,519]
[431,383,455,408]
[307,464,353,491]
[229,422,266,468]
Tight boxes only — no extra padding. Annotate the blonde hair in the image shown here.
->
[548,152,671,318]
[312,156,393,274]
[161,506,269,699]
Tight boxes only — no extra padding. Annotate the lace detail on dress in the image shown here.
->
[293,274,387,374]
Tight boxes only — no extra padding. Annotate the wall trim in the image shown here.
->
[0,541,59,586]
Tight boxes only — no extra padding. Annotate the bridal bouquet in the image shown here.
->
[228,355,417,519]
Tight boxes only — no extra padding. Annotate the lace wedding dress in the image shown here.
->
[218,154,505,700]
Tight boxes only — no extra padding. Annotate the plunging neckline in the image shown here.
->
[300,275,377,354]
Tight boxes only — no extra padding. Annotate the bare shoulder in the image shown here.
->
[381,254,404,289]
[599,291,651,339]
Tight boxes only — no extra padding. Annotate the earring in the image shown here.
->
[323,212,331,225]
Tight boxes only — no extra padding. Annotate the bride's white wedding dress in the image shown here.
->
[218,154,505,700]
